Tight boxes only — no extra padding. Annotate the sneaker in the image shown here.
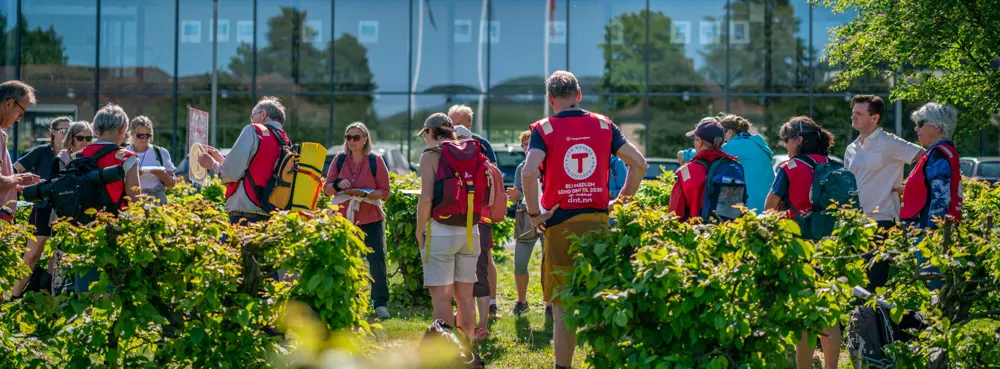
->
[375,306,391,320]
[545,306,553,319]
[510,300,529,316]
[489,303,502,319]
[473,326,491,341]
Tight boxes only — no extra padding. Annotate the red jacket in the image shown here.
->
[668,150,737,221]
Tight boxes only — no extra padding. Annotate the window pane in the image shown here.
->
[410,1,494,94]
[21,0,98,92]
[178,0,252,92]
[178,92,255,149]
[17,92,96,154]
[98,93,178,152]
[488,95,543,144]
[649,0,726,92]
[100,0,176,92]
[646,95,724,157]
[0,1,17,80]
[335,0,409,93]
[256,1,332,93]
[489,0,568,94]
[570,0,646,93]
[339,93,409,158]
[729,0,810,93]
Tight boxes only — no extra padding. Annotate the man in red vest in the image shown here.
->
[667,118,739,221]
[198,96,289,225]
[522,70,647,369]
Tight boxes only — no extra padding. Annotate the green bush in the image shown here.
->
[383,173,428,306]
[0,190,372,368]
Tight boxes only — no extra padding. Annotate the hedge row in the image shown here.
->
[561,173,1000,368]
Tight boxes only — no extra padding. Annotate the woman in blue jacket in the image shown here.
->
[679,115,774,213]
[717,114,774,213]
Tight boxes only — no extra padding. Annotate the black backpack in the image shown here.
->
[419,319,484,369]
[334,152,378,177]
[49,145,126,224]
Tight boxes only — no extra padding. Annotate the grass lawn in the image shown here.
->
[372,239,591,368]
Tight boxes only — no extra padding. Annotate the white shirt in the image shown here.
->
[844,128,923,222]
[127,145,176,191]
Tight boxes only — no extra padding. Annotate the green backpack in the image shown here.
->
[788,155,861,240]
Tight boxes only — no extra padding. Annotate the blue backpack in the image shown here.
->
[693,157,748,222]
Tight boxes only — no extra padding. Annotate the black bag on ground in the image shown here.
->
[847,303,897,368]
[419,319,484,369]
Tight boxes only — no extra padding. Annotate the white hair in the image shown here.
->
[93,103,130,135]
[911,103,958,140]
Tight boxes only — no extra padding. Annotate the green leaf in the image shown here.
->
[307,274,323,291]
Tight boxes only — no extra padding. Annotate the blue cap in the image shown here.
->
[685,120,725,143]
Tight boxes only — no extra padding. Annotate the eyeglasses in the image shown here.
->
[135,133,153,139]
[52,128,69,134]
[250,110,262,119]
[344,134,365,142]
[74,135,94,143]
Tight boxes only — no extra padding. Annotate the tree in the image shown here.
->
[0,11,69,67]
[820,0,1000,134]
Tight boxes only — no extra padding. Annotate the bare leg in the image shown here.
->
[820,326,842,369]
[429,285,456,327]
[552,304,576,367]
[453,282,475,336]
[796,332,814,369]
[477,296,490,330]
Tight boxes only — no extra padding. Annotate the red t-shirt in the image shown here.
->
[325,153,391,225]
[81,143,135,209]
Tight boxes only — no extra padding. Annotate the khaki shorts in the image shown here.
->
[421,225,481,287]
[543,212,609,305]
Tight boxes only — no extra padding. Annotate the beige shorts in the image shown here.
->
[421,224,481,287]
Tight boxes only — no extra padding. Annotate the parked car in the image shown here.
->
[961,157,1000,183]
[492,143,526,188]
[645,158,681,180]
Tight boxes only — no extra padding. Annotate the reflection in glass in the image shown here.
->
[335,0,408,92]
[178,0,251,92]
[0,1,17,80]
[489,0,567,95]
[726,0,810,93]
[99,93,178,153]
[254,1,332,93]
[648,0,727,92]
[178,92,255,150]
[21,0,97,92]
[411,0,493,94]
[646,96,723,158]
[569,0,645,93]
[17,92,96,154]
[100,0,176,92]
[339,93,409,158]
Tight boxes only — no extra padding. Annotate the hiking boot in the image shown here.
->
[489,303,501,319]
[545,306,553,319]
[375,306,391,320]
[510,300,529,316]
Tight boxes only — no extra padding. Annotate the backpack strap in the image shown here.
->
[91,143,124,162]
[368,153,378,177]
[335,153,347,173]
[150,144,164,166]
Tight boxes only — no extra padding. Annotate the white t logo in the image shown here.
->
[563,143,597,180]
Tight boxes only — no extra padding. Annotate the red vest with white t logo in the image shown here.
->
[900,142,962,223]
[534,112,612,211]
[778,154,828,219]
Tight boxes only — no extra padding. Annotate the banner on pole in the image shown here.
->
[187,106,210,184]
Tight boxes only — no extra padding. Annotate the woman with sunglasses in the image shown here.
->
[323,122,391,320]
[125,116,176,204]
[764,117,841,369]
[10,121,94,297]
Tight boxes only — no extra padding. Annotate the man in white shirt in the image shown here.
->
[844,94,924,290]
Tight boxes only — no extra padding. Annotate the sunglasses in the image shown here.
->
[135,133,153,139]
[74,135,94,142]
[344,134,365,142]
[52,128,69,134]
[915,120,928,129]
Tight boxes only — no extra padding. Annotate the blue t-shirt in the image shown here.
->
[471,133,498,164]
[526,109,629,227]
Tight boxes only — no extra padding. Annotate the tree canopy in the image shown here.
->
[820,0,1000,133]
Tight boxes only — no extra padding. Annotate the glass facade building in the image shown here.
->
[2,0,996,162]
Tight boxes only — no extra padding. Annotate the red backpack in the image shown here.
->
[425,139,493,251]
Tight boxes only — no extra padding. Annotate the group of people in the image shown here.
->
[667,95,961,369]
[0,70,964,369]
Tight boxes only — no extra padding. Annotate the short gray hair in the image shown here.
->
[546,70,581,99]
[447,104,474,122]
[911,103,958,140]
[256,96,286,124]
[0,80,36,105]
[93,103,130,135]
